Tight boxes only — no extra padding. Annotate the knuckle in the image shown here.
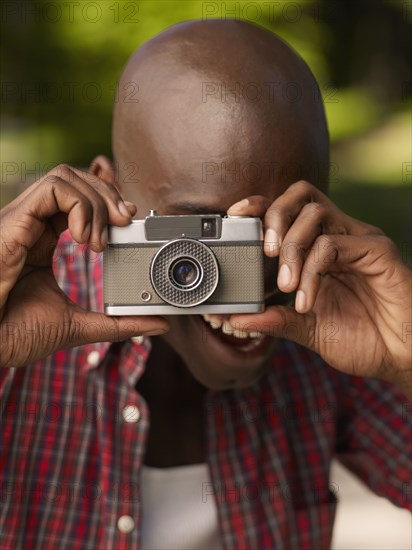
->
[44,171,59,185]
[304,201,326,219]
[264,205,281,224]
[301,263,320,277]
[42,171,60,185]
[39,175,62,197]
[377,235,398,256]
[80,168,99,186]
[44,163,72,185]
[316,234,335,249]
[281,241,304,263]
[98,179,120,200]
[313,235,338,264]
[54,163,72,179]
[289,180,313,194]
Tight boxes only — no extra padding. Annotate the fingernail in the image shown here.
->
[118,201,131,218]
[131,335,144,344]
[228,198,249,212]
[295,290,306,312]
[146,328,168,336]
[278,264,291,288]
[264,228,280,255]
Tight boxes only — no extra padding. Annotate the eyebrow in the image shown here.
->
[168,202,227,217]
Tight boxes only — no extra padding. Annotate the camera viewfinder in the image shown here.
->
[202,218,217,238]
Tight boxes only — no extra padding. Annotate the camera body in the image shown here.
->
[103,211,265,315]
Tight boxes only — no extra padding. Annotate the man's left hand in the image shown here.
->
[227,181,412,397]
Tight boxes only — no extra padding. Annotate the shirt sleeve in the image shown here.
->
[335,375,412,510]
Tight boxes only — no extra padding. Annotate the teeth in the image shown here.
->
[202,316,263,340]
[203,314,223,329]
[233,328,249,339]
[221,321,260,339]
[222,321,235,335]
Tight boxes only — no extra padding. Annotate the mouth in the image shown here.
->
[188,291,294,365]
[191,313,274,365]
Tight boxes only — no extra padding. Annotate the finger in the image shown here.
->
[294,234,395,313]
[263,180,383,260]
[46,166,135,252]
[69,166,136,219]
[276,202,329,293]
[8,163,124,252]
[227,195,272,217]
[123,201,137,216]
[53,169,109,251]
[6,176,93,247]
[229,305,316,351]
[263,181,329,257]
[0,179,92,306]
[68,309,170,347]
[90,156,135,210]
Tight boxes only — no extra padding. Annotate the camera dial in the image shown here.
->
[150,238,219,308]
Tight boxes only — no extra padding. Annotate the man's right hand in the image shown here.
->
[0,164,169,367]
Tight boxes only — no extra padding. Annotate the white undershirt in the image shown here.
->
[140,462,223,550]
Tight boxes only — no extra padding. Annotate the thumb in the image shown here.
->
[67,308,170,347]
[227,195,272,217]
[229,305,317,351]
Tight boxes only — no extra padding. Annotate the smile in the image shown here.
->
[191,313,274,362]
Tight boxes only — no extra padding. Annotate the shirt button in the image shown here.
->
[117,515,135,533]
[122,405,140,423]
[87,350,100,367]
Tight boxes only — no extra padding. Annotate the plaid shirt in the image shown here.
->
[0,229,410,550]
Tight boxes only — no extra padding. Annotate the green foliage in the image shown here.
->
[1,0,410,247]
[1,0,408,164]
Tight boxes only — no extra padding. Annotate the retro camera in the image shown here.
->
[103,211,265,315]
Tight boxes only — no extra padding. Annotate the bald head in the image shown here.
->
[112,20,329,216]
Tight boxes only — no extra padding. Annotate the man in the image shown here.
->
[0,19,410,550]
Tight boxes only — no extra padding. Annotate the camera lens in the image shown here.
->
[170,258,201,289]
[151,238,219,307]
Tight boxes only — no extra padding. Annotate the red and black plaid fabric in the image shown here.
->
[1,230,410,549]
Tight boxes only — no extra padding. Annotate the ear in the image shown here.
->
[89,155,124,198]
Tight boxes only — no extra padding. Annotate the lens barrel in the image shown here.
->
[150,238,219,307]
[169,258,202,289]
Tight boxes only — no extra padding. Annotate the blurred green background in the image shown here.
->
[1,0,411,261]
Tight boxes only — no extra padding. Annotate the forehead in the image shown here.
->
[122,148,288,216]
[117,92,300,212]
[114,55,325,212]
[119,136,307,216]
